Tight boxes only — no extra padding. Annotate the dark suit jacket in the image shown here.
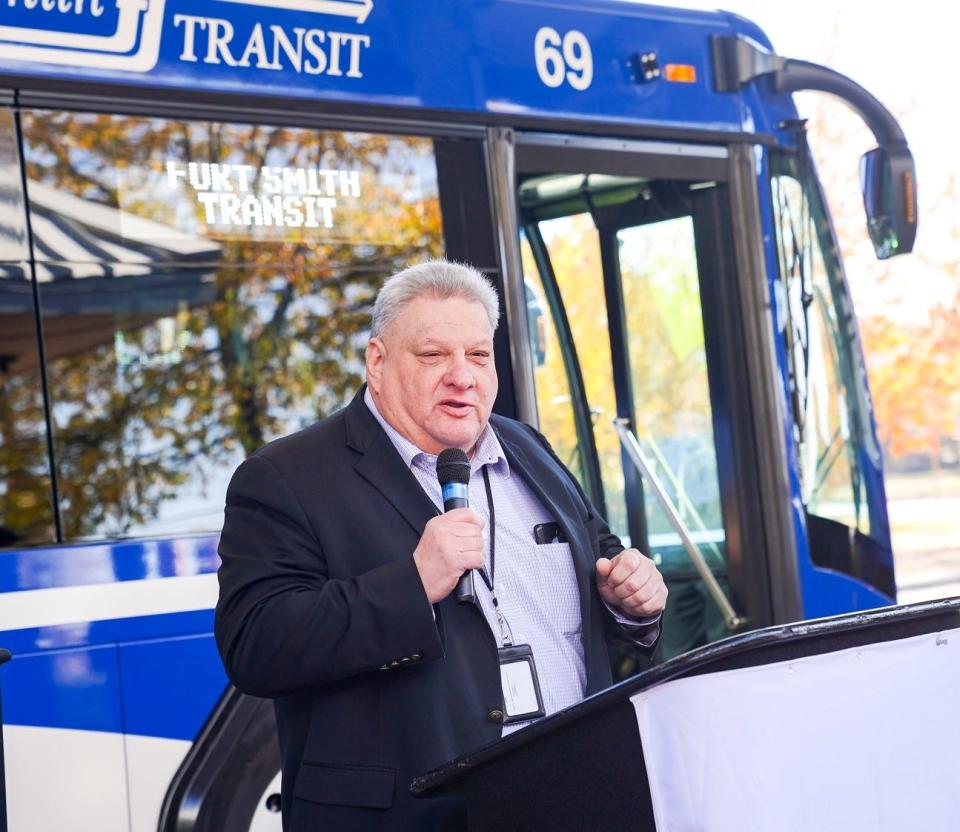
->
[215,387,657,831]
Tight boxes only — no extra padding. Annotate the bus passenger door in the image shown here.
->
[511,136,771,668]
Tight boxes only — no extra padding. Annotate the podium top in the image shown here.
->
[411,597,960,798]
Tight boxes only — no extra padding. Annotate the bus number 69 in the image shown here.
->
[534,26,593,91]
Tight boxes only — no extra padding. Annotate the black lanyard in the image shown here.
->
[477,465,496,592]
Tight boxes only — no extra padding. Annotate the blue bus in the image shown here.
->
[0,1,917,828]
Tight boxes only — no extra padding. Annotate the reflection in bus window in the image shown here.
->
[21,112,443,541]
[0,108,56,548]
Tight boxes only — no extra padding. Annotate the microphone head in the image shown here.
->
[436,448,471,486]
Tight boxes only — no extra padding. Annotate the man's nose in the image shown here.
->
[443,353,476,389]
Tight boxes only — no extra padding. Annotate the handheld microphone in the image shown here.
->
[436,448,475,605]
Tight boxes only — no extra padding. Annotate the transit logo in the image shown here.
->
[0,0,167,70]
[0,0,373,75]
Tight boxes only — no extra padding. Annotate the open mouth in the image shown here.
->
[439,399,474,414]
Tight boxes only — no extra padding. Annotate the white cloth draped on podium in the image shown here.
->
[631,629,960,832]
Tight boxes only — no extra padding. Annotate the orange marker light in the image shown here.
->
[665,64,697,83]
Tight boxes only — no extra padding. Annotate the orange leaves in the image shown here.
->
[860,294,960,457]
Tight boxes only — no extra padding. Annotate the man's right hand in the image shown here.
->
[413,509,486,604]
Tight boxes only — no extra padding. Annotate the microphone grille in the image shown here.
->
[436,448,471,485]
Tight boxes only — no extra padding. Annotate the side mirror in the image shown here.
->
[859,145,917,259]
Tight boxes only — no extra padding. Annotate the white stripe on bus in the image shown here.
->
[0,573,219,631]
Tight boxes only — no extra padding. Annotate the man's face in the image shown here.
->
[366,294,498,456]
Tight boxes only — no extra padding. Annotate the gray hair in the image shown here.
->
[370,260,500,338]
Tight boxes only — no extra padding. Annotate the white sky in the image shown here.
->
[638,0,958,321]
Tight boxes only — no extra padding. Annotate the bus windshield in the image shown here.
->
[771,146,894,598]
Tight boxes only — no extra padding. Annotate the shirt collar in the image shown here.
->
[364,386,509,476]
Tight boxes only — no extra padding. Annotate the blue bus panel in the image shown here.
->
[0,0,752,132]
[0,538,226,741]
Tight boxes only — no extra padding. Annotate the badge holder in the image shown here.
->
[498,642,546,724]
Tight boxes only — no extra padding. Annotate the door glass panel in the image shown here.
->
[526,212,629,542]
[618,218,725,573]
[520,169,732,661]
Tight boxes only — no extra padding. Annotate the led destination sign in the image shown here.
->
[165,161,362,230]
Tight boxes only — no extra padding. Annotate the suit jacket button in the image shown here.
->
[487,708,504,724]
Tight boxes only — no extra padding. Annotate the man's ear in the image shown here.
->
[365,337,386,394]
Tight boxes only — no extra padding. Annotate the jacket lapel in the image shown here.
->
[346,389,439,538]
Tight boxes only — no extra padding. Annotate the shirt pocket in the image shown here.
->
[532,541,583,636]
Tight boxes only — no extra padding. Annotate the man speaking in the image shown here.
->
[215,260,667,830]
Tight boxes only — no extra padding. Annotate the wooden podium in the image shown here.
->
[412,598,960,831]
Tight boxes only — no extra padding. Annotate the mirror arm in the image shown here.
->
[712,35,907,151]
[772,60,907,149]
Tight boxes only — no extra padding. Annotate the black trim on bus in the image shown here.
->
[806,513,896,600]
[692,179,776,629]
[725,144,802,624]
[0,648,10,832]
[436,139,501,274]
[434,137,518,421]
[10,84,480,140]
[2,73,778,148]
[596,224,649,553]
[516,142,728,182]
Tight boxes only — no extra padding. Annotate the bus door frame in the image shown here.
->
[485,128,803,631]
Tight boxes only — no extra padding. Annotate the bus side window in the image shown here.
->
[19,111,445,543]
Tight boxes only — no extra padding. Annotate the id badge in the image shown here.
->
[498,643,546,724]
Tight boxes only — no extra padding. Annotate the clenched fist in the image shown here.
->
[596,548,667,619]
[413,509,486,604]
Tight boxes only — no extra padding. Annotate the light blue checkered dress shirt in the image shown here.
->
[364,390,652,734]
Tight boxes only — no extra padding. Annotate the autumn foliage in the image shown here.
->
[799,90,960,460]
